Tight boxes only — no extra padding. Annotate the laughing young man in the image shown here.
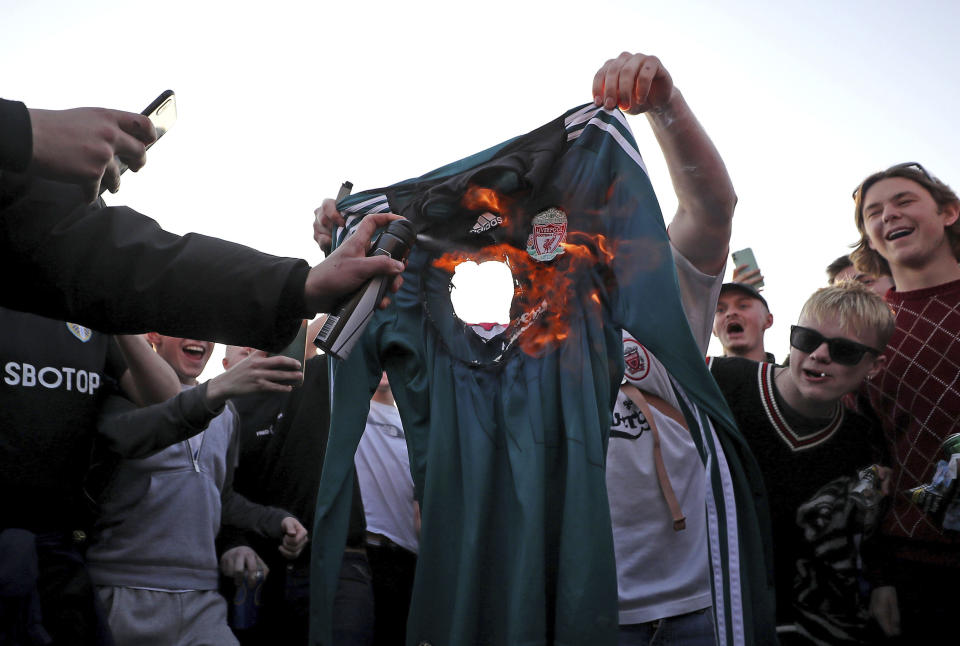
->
[85,335,308,646]
[712,282,775,363]
[709,282,894,644]
[849,163,960,640]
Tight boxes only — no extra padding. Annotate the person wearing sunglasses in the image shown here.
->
[709,282,895,644]
[849,163,960,641]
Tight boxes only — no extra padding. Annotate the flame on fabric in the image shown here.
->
[462,186,513,220]
[434,215,616,355]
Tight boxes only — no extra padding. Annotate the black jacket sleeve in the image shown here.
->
[96,382,220,459]
[220,403,290,540]
[0,176,310,351]
[0,99,32,173]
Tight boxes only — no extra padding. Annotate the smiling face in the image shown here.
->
[863,177,960,275]
[147,333,214,385]
[713,291,773,359]
[784,314,885,412]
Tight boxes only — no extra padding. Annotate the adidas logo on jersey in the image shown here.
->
[470,212,502,234]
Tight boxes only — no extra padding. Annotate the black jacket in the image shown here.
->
[0,173,310,351]
[0,98,32,173]
[218,354,367,562]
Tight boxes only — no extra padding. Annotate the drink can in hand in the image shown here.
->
[230,571,263,630]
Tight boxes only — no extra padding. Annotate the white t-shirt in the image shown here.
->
[355,399,419,553]
[606,244,723,624]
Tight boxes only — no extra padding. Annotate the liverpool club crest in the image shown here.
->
[623,336,650,381]
[526,207,567,262]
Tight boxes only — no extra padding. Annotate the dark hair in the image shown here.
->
[825,255,853,284]
[850,164,960,277]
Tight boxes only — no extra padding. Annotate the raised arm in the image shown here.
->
[115,333,181,406]
[593,52,735,276]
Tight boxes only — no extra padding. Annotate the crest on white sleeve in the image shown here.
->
[622,335,650,382]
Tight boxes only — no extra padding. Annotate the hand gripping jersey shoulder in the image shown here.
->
[309,105,774,646]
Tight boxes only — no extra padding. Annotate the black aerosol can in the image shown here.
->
[314,219,415,360]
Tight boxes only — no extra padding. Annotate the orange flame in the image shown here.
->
[462,186,512,221]
[433,193,617,356]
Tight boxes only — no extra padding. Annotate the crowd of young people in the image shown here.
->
[2,47,959,646]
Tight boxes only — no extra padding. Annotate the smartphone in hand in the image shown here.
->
[105,89,177,187]
[272,319,308,383]
[731,247,764,289]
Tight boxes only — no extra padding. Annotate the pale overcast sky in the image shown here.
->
[4,0,958,377]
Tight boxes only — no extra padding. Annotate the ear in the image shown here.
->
[763,312,774,330]
[865,354,887,380]
[144,332,161,349]
[941,202,960,228]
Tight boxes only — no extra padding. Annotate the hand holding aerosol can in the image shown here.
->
[314,217,416,360]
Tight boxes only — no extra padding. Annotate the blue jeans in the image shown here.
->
[618,607,716,646]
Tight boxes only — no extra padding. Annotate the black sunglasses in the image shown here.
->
[789,325,883,366]
[852,162,939,201]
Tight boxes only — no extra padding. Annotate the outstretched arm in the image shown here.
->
[2,174,404,354]
[98,353,302,458]
[593,52,735,276]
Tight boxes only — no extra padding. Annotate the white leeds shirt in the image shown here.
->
[606,243,723,624]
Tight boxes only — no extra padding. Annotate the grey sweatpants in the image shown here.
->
[97,586,239,646]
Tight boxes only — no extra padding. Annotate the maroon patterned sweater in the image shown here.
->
[864,278,960,567]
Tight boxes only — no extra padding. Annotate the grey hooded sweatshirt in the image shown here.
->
[86,383,290,591]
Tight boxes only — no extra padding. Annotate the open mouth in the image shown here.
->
[803,368,827,379]
[886,228,913,241]
[726,322,744,334]
[183,344,207,359]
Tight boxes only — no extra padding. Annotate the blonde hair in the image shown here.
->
[799,281,896,349]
